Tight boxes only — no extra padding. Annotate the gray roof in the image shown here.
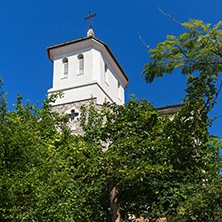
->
[156,103,185,115]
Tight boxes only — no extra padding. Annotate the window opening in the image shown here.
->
[104,63,108,84]
[78,54,84,74]
[118,81,121,99]
[62,58,68,77]
[69,109,79,121]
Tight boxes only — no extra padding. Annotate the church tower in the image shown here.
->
[47,12,129,134]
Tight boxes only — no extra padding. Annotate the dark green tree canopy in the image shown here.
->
[1,19,222,222]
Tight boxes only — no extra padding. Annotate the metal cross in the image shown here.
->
[69,109,79,121]
[84,11,97,28]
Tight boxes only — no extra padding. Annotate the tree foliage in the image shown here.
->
[140,18,222,221]
[0,85,108,221]
[1,19,222,222]
[80,19,222,221]
[80,96,221,221]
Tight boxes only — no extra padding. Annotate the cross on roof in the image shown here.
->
[84,11,97,28]
[69,109,79,121]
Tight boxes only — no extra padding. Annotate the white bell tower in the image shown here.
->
[47,12,129,133]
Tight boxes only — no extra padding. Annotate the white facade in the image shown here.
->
[47,36,128,106]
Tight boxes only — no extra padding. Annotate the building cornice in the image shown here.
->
[48,81,115,104]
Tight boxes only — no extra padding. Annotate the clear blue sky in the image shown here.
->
[1,0,221,138]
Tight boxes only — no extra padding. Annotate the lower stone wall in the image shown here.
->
[51,98,99,135]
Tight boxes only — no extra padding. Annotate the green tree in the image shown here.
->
[141,18,222,220]
[80,98,221,221]
[1,18,222,222]
[0,86,107,221]
[79,19,222,221]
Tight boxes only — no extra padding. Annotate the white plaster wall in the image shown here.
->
[52,47,93,91]
[90,48,125,104]
[91,48,101,83]
[48,83,113,106]
[99,55,125,104]
[48,41,126,106]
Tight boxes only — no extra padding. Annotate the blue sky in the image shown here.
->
[1,0,222,138]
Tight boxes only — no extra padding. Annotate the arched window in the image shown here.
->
[78,54,84,75]
[118,81,121,99]
[104,63,108,84]
[62,57,68,77]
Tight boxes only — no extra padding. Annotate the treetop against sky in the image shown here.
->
[0,0,221,137]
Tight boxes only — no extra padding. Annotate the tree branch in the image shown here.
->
[214,114,222,121]
[199,80,222,117]
[138,32,152,50]
[207,38,222,57]
[156,4,190,32]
